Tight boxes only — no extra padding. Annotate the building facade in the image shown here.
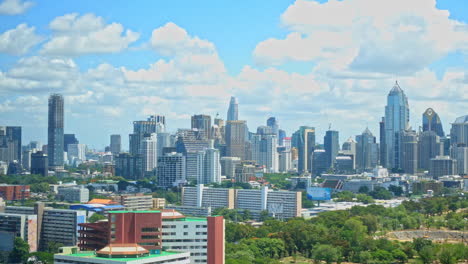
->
[48,94,65,170]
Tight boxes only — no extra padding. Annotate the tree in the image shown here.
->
[358,185,369,194]
[30,182,49,193]
[438,246,458,264]
[312,244,340,264]
[243,209,252,221]
[392,249,408,263]
[8,237,29,264]
[88,213,106,223]
[46,241,64,254]
[418,245,436,264]
[388,185,404,196]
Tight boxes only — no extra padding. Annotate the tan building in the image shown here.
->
[112,194,153,211]
[152,198,166,209]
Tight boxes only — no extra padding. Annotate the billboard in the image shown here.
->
[306,187,332,201]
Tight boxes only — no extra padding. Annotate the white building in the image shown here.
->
[67,144,86,164]
[279,150,291,172]
[251,134,278,173]
[58,186,89,203]
[140,133,158,172]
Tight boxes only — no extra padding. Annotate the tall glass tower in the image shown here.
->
[422,108,444,137]
[384,81,409,170]
[48,94,64,170]
[227,96,238,121]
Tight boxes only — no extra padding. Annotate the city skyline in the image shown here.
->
[0,0,467,149]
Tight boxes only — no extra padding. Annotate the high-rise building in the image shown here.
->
[379,117,386,166]
[418,131,441,171]
[0,126,21,163]
[115,153,143,180]
[200,146,221,184]
[6,126,21,162]
[220,157,241,178]
[130,115,165,156]
[157,153,186,188]
[251,134,278,173]
[278,129,286,146]
[384,81,409,170]
[157,133,172,157]
[422,108,444,137]
[48,94,65,170]
[430,156,457,178]
[63,134,78,152]
[140,133,158,172]
[356,128,379,171]
[400,129,418,174]
[225,120,247,160]
[110,134,121,155]
[266,117,279,137]
[293,126,315,173]
[31,151,48,176]
[191,115,212,139]
[312,149,327,175]
[451,145,468,175]
[227,96,238,121]
[450,115,468,147]
[278,148,292,172]
[324,130,339,169]
[67,144,86,165]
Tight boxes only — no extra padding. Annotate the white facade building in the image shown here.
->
[140,133,158,172]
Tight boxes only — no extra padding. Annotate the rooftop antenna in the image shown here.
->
[328,123,331,130]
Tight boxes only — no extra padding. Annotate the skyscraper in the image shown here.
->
[225,120,247,160]
[418,131,441,171]
[422,108,444,137]
[191,114,212,139]
[266,117,279,137]
[324,130,339,169]
[356,128,379,171]
[6,126,21,162]
[63,134,78,152]
[251,134,278,173]
[379,117,386,166]
[226,96,238,121]
[293,126,315,173]
[31,151,48,176]
[450,115,468,147]
[400,129,418,174]
[110,134,121,155]
[48,94,64,170]
[129,115,165,156]
[157,153,186,188]
[384,81,409,170]
[140,133,158,172]
[0,126,21,163]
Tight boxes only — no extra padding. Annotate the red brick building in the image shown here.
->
[0,184,30,200]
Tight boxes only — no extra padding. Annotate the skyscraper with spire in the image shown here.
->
[227,96,238,121]
[384,81,409,170]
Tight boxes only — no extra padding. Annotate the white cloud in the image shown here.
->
[254,0,468,75]
[0,0,33,15]
[0,23,42,55]
[150,22,216,56]
[41,13,140,56]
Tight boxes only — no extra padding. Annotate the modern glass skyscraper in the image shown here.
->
[384,81,409,170]
[324,130,339,169]
[227,96,238,121]
[266,117,279,137]
[293,126,315,173]
[48,94,64,170]
[191,114,212,139]
[422,108,444,137]
[110,134,121,155]
[356,128,379,171]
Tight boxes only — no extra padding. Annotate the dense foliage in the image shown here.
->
[225,195,468,263]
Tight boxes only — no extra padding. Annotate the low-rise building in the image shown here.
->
[0,213,37,252]
[112,194,153,211]
[57,186,89,203]
[0,184,30,200]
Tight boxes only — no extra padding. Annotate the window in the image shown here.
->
[141,227,158,232]
[184,232,188,236]
[141,235,158,239]
[183,225,188,228]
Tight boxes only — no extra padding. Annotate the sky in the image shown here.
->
[0,0,467,150]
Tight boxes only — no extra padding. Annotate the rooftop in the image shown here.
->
[109,210,161,213]
[453,115,468,124]
[61,251,180,262]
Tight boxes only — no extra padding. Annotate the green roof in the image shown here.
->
[63,251,180,262]
[184,217,206,222]
[108,210,161,213]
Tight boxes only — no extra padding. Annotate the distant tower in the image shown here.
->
[227,96,239,121]
[324,130,339,169]
[384,81,409,170]
[48,94,64,170]
[266,117,279,137]
[356,128,378,171]
[422,108,444,137]
[191,114,212,139]
[140,133,158,172]
[225,120,246,160]
[110,135,121,155]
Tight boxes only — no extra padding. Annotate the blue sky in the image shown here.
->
[0,0,467,149]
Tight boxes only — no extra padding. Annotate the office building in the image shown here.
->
[157,153,186,188]
[156,132,172,158]
[400,129,418,174]
[450,115,468,147]
[278,129,286,145]
[379,117,386,166]
[251,134,278,173]
[430,156,457,179]
[31,151,48,176]
[225,120,247,160]
[182,184,235,209]
[266,117,279,137]
[342,137,356,169]
[112,194,153,211]
[227,96,238,121]
[5,204,86,250]
[152,198,166,209]
[130,115,165,156]
[384,81,409,170]
[63,134,78,152]
[0,126,22,163]
[48,94,64,170]
[293,126,315,173]
[22,149,32,170]
[0,184,30,200]
[324,130,339,168]
[191,114,212,139]
[220,157,241,178]
[356,128,379,171]
[235,160,258,183]
[452,145,468,175]
[68,143,86,163]
[140,133,158,172]
[418,131,441,170]
[335,155,354,173]
[110,134,121,155]
[115,153,143,180]
[0,213,37,252]
[422,108,445,137]
[278,148,292,172]
[312,149,327,175]
[200,146,221,184]
[57,186,89,203]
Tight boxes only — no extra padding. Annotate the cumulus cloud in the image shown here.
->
[0,0,33,15]
[41,13,140,56]
[254,0,468,75]
[0,23,42,55]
